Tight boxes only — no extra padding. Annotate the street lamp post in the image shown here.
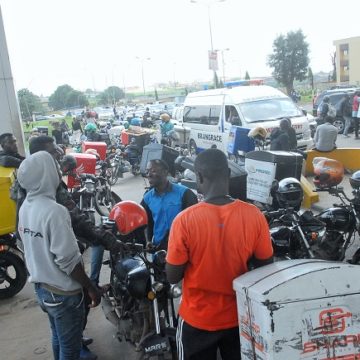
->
[215,48,230,83]
[136,56,151,96]
[190,0,226,88]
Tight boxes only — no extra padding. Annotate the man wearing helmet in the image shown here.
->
[166,149,273,360]
[84,123,101,142]
[141,159,197,250]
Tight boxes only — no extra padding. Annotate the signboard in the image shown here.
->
[245,158,276,204]
[208,50,218,71]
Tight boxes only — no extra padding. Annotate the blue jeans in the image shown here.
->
[35,284,85,360]
[90,245,104,285]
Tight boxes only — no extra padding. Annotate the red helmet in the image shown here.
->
[313,157,344,189]
[109,201,148,235]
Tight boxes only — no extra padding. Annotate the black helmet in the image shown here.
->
[60,155,77,175]
[350,170,360,189]
[275,177,303,209]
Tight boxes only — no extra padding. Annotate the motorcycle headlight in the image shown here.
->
[85,181,96,193]
[169,284,182,299]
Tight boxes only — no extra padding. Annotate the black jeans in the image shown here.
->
[353,117,359,138]
[177,318,241,360]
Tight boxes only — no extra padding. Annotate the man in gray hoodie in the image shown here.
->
[17,151,101,360]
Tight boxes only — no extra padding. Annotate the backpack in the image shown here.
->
[327,103,337,118]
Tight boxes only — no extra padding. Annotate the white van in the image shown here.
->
[182,85,313,154]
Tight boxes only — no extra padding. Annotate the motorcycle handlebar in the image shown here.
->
[263,207,295,219]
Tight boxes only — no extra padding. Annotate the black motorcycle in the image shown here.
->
[70,173,98,224]
[0,233,27,299]
[106,148,131,186]
[266,183,360,262]
[315,185,360,264]
[101,225,179,359]
[124,141,142,176]
[265,208,330,260]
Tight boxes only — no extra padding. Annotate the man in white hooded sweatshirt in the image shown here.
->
[17,151,101,360]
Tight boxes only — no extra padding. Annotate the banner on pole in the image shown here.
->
[208,50,218,71]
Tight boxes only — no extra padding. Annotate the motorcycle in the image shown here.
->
[94,172,122,217]
[0,234,27,299]
[315,185,360,264]
[70,173,98,224]
[266,183,360,262]
[101,232,180,359]
[265,208,332,261]
[106,148,131,186]
[124,140,142,176]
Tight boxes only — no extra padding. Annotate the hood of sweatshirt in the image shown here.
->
[17,151,60,200]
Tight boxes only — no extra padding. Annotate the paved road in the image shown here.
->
[1,133,360,360]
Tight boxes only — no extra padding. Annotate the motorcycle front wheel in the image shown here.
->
[0,252,28,299]
[108,165,119,186]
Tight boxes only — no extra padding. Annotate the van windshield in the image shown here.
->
[238,98,303,123]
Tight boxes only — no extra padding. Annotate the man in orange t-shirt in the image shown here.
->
[166,149,273,360]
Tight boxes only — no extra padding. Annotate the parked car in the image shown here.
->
[316,92,357,133]
[312,87,357,116]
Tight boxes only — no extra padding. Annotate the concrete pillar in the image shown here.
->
[0,5,25,156]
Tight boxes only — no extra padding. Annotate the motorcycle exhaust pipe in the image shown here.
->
[101,295,118,327]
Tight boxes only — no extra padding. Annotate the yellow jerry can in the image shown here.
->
[0,166,16,235]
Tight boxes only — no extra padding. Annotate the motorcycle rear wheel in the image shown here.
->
[0,252,27,299]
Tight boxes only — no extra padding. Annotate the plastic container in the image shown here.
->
[227,126,255,155]
[245,150,303,180]
[67,153,97,188]
[82,141,107,160]
[0,166,16,235]
[179,158,247,201]
[245,150,303,204]
[140,143,180,176]
[233,259,360,360]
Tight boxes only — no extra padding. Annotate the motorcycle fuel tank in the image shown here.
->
[317,207,355,232]
[115,257,150,299]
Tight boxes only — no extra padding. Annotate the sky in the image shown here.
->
[0,0,359,96]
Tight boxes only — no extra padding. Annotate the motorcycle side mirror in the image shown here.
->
[153,250,167,266]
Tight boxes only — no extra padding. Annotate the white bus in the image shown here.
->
[182,85,313,154]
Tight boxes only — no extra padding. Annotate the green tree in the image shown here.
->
[267,29,309,95]
[65,90,88,108]
[308,67,314,91]
[49,84,74,110]
[245,71,250,80]
[98,86,124,105]
[17,88,43,120]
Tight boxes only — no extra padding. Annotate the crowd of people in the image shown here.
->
[0,129,274,360]
[3,89,359,359]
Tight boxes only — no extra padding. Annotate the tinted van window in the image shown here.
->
[183,105,221,125]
